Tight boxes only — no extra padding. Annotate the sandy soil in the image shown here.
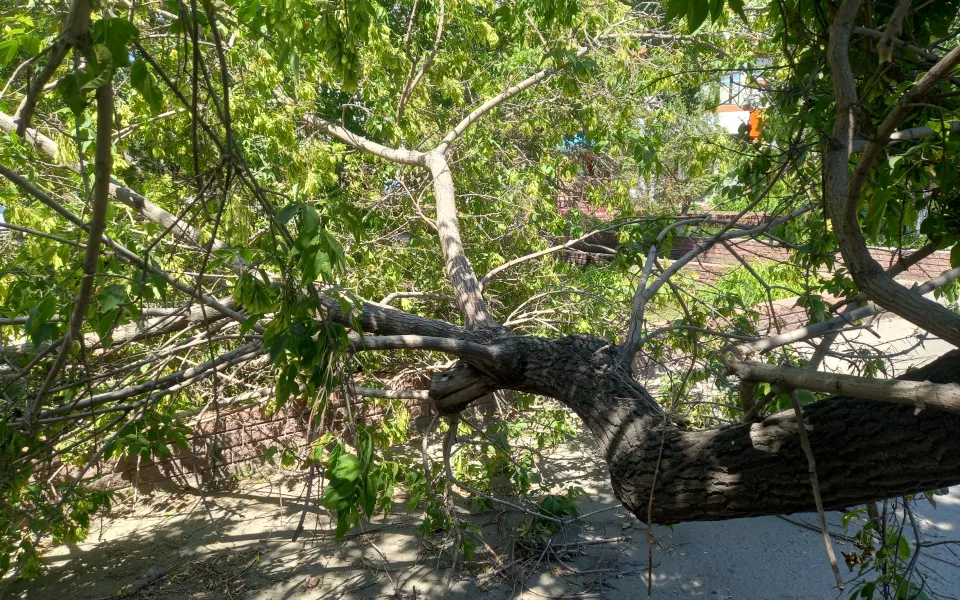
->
[7,436,959,600]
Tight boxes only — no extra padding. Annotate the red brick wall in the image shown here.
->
[667,238,952,282]
[95,393,430,493]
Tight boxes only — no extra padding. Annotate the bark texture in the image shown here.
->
[434,333,960,524]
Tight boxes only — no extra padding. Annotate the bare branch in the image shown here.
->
[479,219,640,290]
[725,358,960,415]
[396,0,444,122]
[853,26,940,62]
[425,152,495,328]
[379,291,453,306]
[350,333,500,363]
[319,293,473,341]
[435,47,588,154]
[0,220,86,248]
[304,114,427,166]
[789,390,845,590]
[349,385,429,400]
[25,72,112,428]
[876,0,912,64]
[851,121,960,152]
[13,0,89,135]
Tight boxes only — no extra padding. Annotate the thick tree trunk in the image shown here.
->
[436,335,960,524]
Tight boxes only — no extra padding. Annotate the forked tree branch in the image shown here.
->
[13,0,90,135]
[621,190,812,360]
[876,0,912,63]
[435,46,589,155]
[24,72,112,429]
[826,0,960,347]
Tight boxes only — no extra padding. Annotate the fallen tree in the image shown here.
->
[2,0,960,591]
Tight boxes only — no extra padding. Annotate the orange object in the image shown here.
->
[748,109,764,140]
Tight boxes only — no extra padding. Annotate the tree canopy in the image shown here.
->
[2,0,960,595]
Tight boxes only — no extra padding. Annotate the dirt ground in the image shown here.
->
[6,432,960,600]
[8,313,960,600]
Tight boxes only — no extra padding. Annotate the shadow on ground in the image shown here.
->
[8,434,960,599]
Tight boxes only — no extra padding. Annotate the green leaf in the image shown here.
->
[709,0,725,22]
[687,0,710,32]
[153,443,173,458]
[26,295,58,345]
[19,33,40,57]
[479,21,499,47]
[130,59,164,114]
[0,39,18,67]
[57,73,87,116]
[897,535,911,561]
[728,0,748,21]
[951,243,960,269]
[80,55,114,90]
[97,284,127,312]
[332,453,363,482]
[663,0,685,22]
[321,230,346,271]
[268,332,290,364]
[92,309,118,345]
[358,428,373,469]
[261,446,279,465]
[334,511,351,537]
[302,246,332,283]
[301,203,320,235]
[361,475,377,517]
[276,203,298,226]
[91,17,139,67]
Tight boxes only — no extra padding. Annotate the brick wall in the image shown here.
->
[667,237,951,282]
[91,392,431,493]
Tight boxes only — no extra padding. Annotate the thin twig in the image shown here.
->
[790,389,844,590]
[647,412,668,596]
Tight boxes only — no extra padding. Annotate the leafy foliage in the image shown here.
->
[0,0,958,595]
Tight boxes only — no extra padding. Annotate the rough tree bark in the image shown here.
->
[424,334,960,524]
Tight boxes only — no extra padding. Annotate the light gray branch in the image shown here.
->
[726,358,960,415]
[349,333,500,363]
[304,114,426,166]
